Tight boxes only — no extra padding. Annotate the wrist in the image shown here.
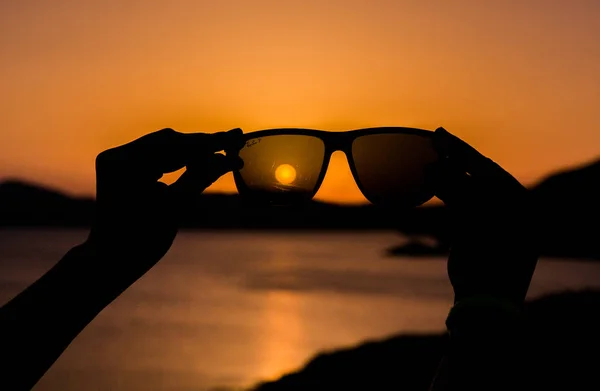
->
[444,295,531,386]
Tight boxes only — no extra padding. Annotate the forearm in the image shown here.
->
[0,243,133,391]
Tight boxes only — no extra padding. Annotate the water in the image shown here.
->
[1,229,600,391]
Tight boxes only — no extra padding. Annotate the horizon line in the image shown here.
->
[1,153,598,206]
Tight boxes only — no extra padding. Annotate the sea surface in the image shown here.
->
[1,229,600,391]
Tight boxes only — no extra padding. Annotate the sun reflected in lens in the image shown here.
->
[275,164,297,185]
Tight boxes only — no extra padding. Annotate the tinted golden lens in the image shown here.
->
[236,134,326,203]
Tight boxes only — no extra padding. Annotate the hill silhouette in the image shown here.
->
[0,179,418,230]
[0,180,95,227]
[249,289,600,391]
[1,158,599,258]
[530,159,600,259]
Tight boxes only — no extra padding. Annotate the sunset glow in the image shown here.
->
[1,1,600,203]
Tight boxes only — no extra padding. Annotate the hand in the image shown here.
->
[88,128,244,282]
[431,127,538,307]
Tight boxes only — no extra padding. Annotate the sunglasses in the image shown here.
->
[232,127,440,207]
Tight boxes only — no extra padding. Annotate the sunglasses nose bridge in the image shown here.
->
[326,133,353,154]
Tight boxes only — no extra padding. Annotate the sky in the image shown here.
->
[1,0,599,204]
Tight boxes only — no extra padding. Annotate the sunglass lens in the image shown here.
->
[351,133,438,206]
[235,134,326,204]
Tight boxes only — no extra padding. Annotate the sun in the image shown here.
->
[275,164,297,185]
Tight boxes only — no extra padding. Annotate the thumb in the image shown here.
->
[169,153,244,203]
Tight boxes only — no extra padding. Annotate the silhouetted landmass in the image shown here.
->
[0,180,95,227]
[250,289,600,391]
[0,158,599,258]
[530,159,600,259]
[385,239,448,257]
[0,179,427,230]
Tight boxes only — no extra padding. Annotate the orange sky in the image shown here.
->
[1,0,599,204]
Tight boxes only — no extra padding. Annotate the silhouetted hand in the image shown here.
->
[428,128,538,391]
[88,128,244,282]
[432,127,538,308]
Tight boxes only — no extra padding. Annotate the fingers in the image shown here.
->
[432,127,525,192]
[431,158,477,208]
[169,153,243,208]
[96,128,244,182]
[432,128,527,205]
